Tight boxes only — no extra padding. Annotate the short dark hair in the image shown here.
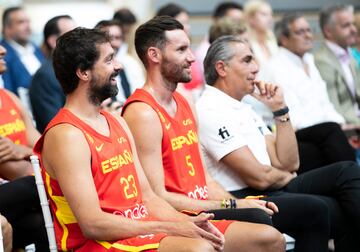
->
[94,19,122,30]
[43,15,72,51]
[156,3,187,18]
[2,6,23,34]
[113,8,137,25]
[213,2,243,19]
[319,4,353,33]
[135,16,183,68]
[53,27,110,94]
[274,13,302,46]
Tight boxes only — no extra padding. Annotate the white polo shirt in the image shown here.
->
[196,85,271,191]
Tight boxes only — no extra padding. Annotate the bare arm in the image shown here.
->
[251,81,299,172]
[221,144,296,191]
[123,102,276,215]
[42,122,222,246]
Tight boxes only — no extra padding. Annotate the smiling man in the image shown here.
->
[122,16,285,252]
[196,35,360,251]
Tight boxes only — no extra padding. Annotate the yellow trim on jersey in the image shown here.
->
[45,173,77,251]
[96,240,160,251]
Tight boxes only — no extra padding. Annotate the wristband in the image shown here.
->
[273,106,289,117]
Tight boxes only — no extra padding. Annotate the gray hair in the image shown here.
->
[204,35,246,86]
[319,4,354,33]
[274,13,303,46]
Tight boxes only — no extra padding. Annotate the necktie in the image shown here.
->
[119,69,131,98]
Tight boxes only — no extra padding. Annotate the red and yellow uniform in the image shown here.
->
[0,89,28,145]
[123,90,232,234]
[123,89,208,200]
[34,109,166,252]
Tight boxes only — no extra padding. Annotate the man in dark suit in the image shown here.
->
[1,7,44,95]
[29,15,76,132]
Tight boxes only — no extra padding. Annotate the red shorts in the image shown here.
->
[211,220,233,234]
[76,233,167,252]
[74,220,233,251]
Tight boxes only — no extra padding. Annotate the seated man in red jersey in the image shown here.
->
[0,44,48,251]
[122,16,284,251]
[0,44,39,180]
[34,27,284,252]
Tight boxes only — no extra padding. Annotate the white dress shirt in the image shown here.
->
[245,47,345,130]
[9,40,41,75]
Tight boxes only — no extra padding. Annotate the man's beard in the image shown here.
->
[160,56,192,85]
[88,72,119,106]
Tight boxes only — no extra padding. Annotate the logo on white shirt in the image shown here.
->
[218,126,231,140]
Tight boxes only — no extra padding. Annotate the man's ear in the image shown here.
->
[76,68,90,81]
[147,47,161,64]
[280,34,289,48]
[323,25,333,40]
[215,60,227,78]
[47,35,58,51]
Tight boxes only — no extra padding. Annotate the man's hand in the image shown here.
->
[236,198,279,215]
[168,212,224,251]
[0,136,32,163]
[251,80,286,111]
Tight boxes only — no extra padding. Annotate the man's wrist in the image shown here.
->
[272,106,289,117]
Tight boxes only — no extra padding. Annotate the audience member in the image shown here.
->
[350,13,360,68]
[0,44,48,251]
[195,2,244,73]
[197,35,360,251]
[249,13,356,172]
[95,20,144,104]
[208,17,249,44]
[29,15,76,133]
[0,214,12,252]
[244,0,278,67]
[315,4,360,125]
[113,8,137,57]
[34,26,284,252]
[1,7,44,95]
[156,3,204,97]
[122,17,287,252]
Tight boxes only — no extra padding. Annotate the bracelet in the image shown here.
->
[273,106,289,117]
[274,115,290,123]
[221,199,231,209]
[230,198,237,209]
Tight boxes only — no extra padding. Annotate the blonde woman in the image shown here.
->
[244,0,278,67]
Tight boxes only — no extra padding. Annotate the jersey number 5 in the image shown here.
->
[186,155,195,176]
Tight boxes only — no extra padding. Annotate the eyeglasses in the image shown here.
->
[292,28,312,36]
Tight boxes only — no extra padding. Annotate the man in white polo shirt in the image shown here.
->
[196,35,360,251]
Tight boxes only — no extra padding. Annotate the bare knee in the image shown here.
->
[159,237,215,252]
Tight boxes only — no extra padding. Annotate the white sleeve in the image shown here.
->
[198,109,248,162]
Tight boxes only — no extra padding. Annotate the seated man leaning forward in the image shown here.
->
[122,16,284,252]
[34,28,285,252]
[196,35,360,251]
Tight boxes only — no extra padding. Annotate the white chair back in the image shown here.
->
[30,155,58,252]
